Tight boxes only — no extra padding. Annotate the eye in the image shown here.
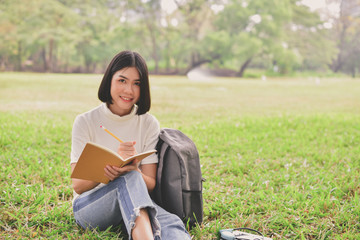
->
[118,79,126,83]
[134,81,141,86]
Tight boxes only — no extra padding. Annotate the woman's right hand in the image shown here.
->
[104,141,139,181]
[117,141,137,160]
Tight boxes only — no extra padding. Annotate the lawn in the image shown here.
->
[1,72,359,239]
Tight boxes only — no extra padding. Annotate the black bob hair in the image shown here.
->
[98,50,151,115]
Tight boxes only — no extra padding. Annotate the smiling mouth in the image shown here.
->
[121,96,132,102]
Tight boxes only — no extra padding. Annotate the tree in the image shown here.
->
[0,0,356,76]
[213,0,327,76]
[329,0,360,76]
[127,0,163,74]
[172,0,219,74]
[0,0,82,72]
[32,1,81,72]
[282,0,337,72]
[0,0,35,71]
[61,0,120,72]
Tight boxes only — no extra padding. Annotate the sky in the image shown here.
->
[160,0,340,16]
[160,0,340,29]
[160,0,177,14]
[302,0,340,16]
[302,0,328,10]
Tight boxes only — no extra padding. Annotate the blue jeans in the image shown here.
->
[73,171,190,240]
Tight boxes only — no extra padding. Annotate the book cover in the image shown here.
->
[71,142,156,184]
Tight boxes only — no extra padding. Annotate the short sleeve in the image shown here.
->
[70,114,91,164]
[140,114,160,165]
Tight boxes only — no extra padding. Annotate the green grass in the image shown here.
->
[1,72,360,239]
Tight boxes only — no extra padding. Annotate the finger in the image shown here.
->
[104,169,115,181]
[117,145,137,159]
[119,164,137,173]
[131,158,141,165]
[118,148,134,154]
[119,141,136,147]
[118,141,137,150]
[118,144,136,152]
[104,165,118,179]
[105,165,118,175]
[118,148,136,154]
[111,165,128,175]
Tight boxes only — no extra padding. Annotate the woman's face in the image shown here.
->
[109,67,141,116]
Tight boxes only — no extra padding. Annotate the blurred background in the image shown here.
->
[0,0,359,78]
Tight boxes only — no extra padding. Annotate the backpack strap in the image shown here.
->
[154,139,170,206]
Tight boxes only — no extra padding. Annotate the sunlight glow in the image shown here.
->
[161,0,177,14]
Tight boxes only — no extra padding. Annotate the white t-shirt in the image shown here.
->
[70,103,160,201]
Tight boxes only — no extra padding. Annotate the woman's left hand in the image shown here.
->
[104,158,141,181]
[104,141,141,181]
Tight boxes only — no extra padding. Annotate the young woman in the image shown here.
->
[70,50,190,240]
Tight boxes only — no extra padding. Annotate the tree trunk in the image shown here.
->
[0,55,7,71]
[185,54,221,74]
[236,58,252,77]
[17,41,22,71]
[185,59,211,75]
[152,43,159,74]
[145,22,159,74]
[330,7,348,73]
[48,38,54,72]
[42,47,48,72]
[351,66,356,78]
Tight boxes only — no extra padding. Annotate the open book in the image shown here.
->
[71,142,157,184]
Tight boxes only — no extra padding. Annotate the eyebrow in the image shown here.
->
[118,75,141,81]
[118,74,128,79]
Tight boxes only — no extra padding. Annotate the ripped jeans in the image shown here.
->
[73,171,190,240]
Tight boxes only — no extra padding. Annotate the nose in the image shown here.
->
[124,83,133,94]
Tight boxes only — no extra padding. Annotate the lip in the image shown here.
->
[120,96,133,102]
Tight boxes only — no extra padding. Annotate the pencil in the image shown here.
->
[100,125,123,143]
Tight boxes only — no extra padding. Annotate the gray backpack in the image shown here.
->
[152,128,204,228]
